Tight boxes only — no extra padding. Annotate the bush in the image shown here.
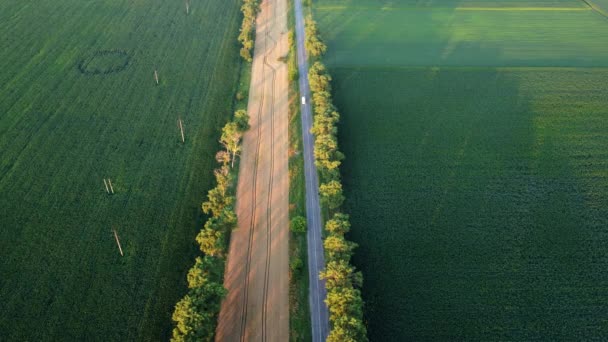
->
[290,215,307,234]
[290,256,303,272]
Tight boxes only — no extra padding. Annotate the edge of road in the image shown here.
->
[293,0,331,341]
[286,0,314,339]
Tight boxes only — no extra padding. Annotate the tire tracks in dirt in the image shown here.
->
[216,0,288,340]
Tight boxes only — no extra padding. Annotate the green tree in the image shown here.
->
[196,226,225,257]
[290,215,307,234]
[325,213,351,235]
[320,260,363,289]
[220,122,243,168]
[319,180,345,209]
[324,235,357,261]
[326,315,368,342]
[234,109,250,132]
[202,187,234,217]
[305,18,327,57]
[186,256,220,289]
[214,165,232,198]
[170,282,227,342]
[308,62,331,93]
[325,286,363,322]
[171,294,206,342]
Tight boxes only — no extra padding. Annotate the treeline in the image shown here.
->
[171,110,250,342]
[305,17,368,342]
[238,0,261,61]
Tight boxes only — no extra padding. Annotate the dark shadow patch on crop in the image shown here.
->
[77,49,131,75]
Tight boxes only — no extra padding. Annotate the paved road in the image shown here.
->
[293,0,330,341]
[216,0,290,340]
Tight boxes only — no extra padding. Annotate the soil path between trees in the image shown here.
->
[216,0,289,340]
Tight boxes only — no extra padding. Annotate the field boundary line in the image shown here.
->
[581,0,608,18]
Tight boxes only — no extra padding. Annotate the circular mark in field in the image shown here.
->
[78,50,131,75]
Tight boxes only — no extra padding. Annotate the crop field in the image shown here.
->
[314,0,608,340]
[314,0,608,67]
[0,0,241,340]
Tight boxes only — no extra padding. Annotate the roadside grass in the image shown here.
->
[0,0,241,340]
[287,1,313,341]
[235,59,253,111]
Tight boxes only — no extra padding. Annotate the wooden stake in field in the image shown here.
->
[103,179,110,194]
[178,118,185,143]
[108,179,115,194]
[186,1,190,14]
[113,229,124,257]
[154,70,159,85]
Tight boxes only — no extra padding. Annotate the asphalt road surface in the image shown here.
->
[293,0,330,341]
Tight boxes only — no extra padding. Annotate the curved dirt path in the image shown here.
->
[216,0,289,341]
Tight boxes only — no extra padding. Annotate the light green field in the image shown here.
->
[314,0,608,340]
[0,0,241,340]
[314,0,608,66]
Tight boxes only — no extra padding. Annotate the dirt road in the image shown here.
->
[215,0,289,341]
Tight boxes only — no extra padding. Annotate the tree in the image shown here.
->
[325,213,351,235]
[187,256,217,289]
[202,187,233,217]
[325,286,364,322]
[311,114,338,136]
[196,226,225,257]
[319,180,345,209]
[324,235,356,261]
[171,281,227,342]
[290,215,307,234]
[234,109,250,132]
[240,47,252,62]
[290,256,303,272]
[321,260,356,289]
[326,315,368,342]
[215,150,231,167]
[214,166,232,197]
[312,91,335,117]
[308,62,332,93]
[220,122,243,168]
[171,294,205,342]
[305,18,327,57]
[217,207,238,230]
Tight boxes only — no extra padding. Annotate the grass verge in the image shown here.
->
[287,0,312,340]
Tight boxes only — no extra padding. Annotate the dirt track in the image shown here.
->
[216,0,289,340]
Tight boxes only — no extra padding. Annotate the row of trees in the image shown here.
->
[238,0,261,61]
[304,18,327,57]
[171,110,250,342]
[305,16,368,342]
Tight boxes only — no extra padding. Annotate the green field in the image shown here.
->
[315,0,608,340]
[314,0,608,67]
[0,0,241,340]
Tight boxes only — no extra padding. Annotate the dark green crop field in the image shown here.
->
[315,0,608,340]
[0,0,241,340]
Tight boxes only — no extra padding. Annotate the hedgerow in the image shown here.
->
[305,13,368,342]
[171,111,249,342]
[238,0,261,61]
